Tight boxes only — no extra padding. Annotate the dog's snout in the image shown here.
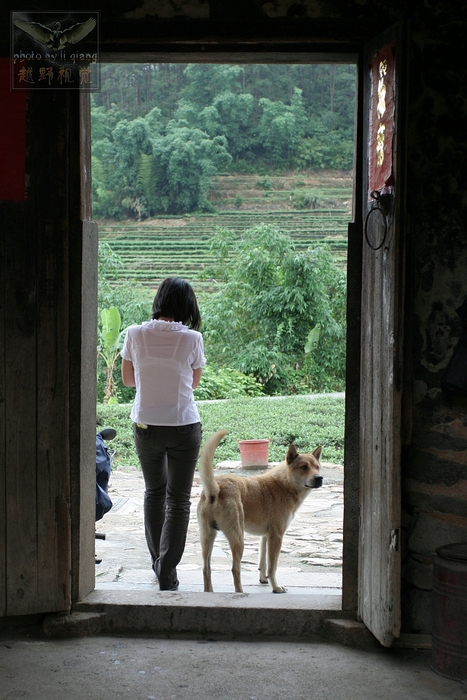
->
[314,475,323,488]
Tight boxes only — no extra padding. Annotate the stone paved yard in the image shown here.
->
[95,461,343,594]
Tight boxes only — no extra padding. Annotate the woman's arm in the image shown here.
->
[192,367,202,389]
[121,358,136,387]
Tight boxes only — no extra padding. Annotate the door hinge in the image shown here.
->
[390,529,400,551]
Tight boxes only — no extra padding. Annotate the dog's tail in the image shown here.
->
[198,429,227,500]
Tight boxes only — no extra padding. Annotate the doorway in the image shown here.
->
[77,27,406,647]
[91,59,355,600]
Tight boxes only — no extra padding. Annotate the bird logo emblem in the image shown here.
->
[14,16,96,52]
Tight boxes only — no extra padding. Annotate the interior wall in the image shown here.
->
[400,6,467,633]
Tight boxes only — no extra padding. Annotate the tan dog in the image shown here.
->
[197,430,323,593]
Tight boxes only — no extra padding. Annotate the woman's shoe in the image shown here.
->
[160,580,179,591]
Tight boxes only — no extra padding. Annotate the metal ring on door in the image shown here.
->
[364,207,388,251]
[364,190,389,251]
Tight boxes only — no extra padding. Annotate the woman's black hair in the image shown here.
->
[152,277,202,330]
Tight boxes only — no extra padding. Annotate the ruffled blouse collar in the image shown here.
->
[144,319,184,331]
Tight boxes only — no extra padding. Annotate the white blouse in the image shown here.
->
[121,319,206,426]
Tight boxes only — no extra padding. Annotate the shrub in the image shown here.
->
[202,224,346,394]
[255,176,273,190]
[194,365,264,400]
[291,192,319,209]
[96,394,345,468]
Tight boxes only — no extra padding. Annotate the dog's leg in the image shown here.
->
[200,524,217,593]
[225,531,245,593]
[267,532,287,593]
[258,535,268,584]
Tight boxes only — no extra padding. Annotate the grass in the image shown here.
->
[96,393,345,469]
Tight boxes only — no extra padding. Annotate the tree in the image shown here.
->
[202,224,346,394]
[176,91,256,162]
[180,64,243,107]
[97,243,151,402]
[90,63,357,219]
[98,242,150,327]
[258,88,307,167]
[112,117,153,209]
[91,115,153,219]
[98,307,126,404]
[210,91,256,159]
[142,121,232,214]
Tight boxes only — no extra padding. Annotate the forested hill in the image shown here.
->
[91,63,356,220]
[93,64,356,124]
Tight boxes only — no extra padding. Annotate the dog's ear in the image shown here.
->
[313,445,323,462]
[286,444,299,464]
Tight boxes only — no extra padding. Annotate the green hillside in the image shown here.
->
[98,170,353,296]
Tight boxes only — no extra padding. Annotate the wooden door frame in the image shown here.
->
[70,90,99,605]
[75,43,398,615]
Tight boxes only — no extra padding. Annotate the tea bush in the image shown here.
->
[96,393,345,468]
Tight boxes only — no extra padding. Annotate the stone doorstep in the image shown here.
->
[57,590,353,643]
[42,591,431,651]
[48,596,424,651]
[36,606,433,652]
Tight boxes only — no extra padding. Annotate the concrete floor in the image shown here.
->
[0,630,463,700]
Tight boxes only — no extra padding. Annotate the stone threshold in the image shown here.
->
[45,589,380,649]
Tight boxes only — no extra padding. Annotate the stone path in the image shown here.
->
[95,461,344,595]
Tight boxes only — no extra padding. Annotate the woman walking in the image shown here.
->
[121,277,206,591]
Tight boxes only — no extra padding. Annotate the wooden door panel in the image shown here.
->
[358,25,407,646]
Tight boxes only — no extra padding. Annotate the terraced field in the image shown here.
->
[98,171,353,296]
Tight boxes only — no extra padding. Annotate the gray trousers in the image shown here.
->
[133,422,202,590]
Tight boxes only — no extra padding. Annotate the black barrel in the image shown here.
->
[431,542,467,680]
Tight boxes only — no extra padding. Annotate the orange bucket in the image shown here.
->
[238,439,270,469]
